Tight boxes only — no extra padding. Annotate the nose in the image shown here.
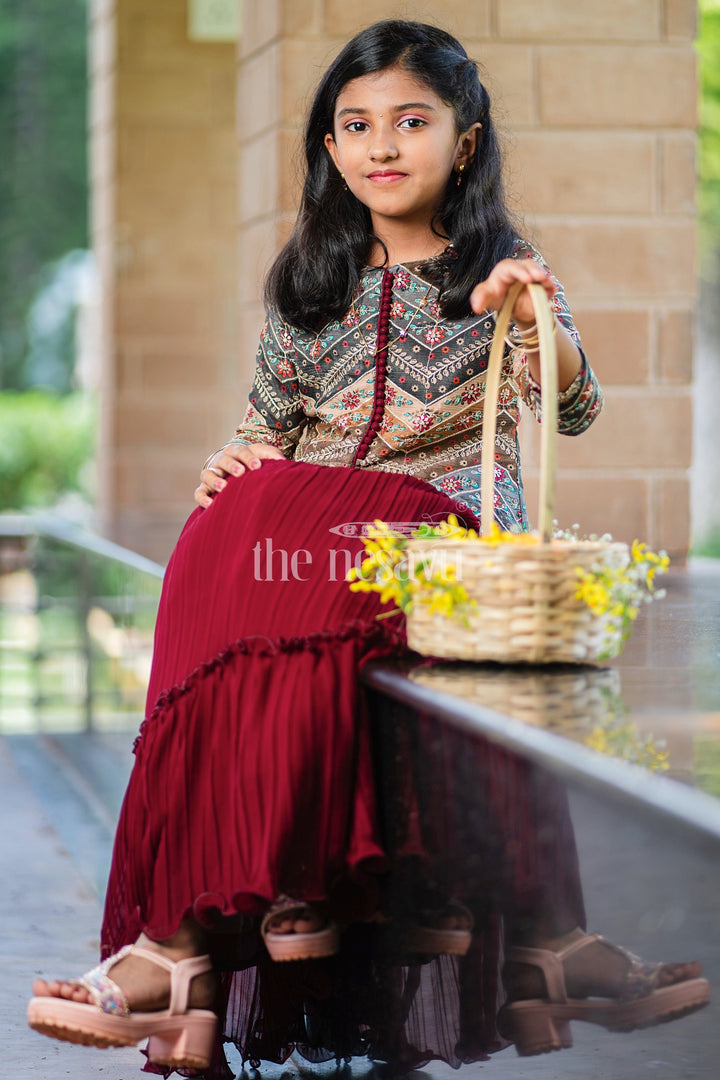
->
[368,121,399,162]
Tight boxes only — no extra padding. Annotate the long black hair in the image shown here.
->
[264,20,519,331]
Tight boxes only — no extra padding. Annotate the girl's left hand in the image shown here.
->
[469,258,556,327]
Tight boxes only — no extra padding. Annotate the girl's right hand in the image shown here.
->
[194,443,285,508]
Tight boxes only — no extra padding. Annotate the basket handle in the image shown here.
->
[480,281,558,542]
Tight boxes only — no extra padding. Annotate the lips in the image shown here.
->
[367,170,407,182]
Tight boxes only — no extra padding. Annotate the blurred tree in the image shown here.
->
[0,0,88,389]
[0,390,95,510]
[700,0,720,268]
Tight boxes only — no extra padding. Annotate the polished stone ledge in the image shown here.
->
[363,558,720,848]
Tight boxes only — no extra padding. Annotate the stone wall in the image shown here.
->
[93,0,698,560]
[91,0,238,559]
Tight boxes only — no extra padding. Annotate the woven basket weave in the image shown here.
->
[408,663,621,731]
[405,281,629,665]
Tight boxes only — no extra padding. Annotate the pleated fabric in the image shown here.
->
[100,460,585,1078]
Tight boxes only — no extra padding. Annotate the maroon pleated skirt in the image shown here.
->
[101,460,584,1078]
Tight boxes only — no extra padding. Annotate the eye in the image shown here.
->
[398,116,427,129]
[344,120,369,133]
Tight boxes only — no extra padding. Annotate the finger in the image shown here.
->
[194,483,215,509]
[469,282,494,314]
[470,267,532,313]
[200,467,228,493]
[237,443,285,467]
[469,280,510,314]
[470,266,556,316]
[519,263,557,297]
[249,442,285,459]
[212,443,284,478]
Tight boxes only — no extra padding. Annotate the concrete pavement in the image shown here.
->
[2,731,718,1080]
[1,734,139,1079]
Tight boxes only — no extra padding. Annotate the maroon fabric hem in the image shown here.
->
[137,617,406,753]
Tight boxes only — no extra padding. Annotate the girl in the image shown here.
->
[28,19,707,1079]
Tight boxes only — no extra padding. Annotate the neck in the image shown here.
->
[368,219,450,267]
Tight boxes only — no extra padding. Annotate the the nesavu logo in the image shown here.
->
[327,516,450,539]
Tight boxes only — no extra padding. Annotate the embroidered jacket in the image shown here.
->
[229,244,603,530]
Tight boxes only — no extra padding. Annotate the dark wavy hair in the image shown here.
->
[264,20,519,331]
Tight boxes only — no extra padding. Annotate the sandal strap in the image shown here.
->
[261,895,317,937]
[71,946,213,1018]
[588,936,665,1000]
[71,944,133,1016]
[509,932,665,1006]
[553,931,603,961]
[129,946,213,1015]
[507,946,568,1004]
[553,932,664,1000]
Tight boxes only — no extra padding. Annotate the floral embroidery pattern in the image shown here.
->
[230,242,602,532]
[412,411,434,433]
[461,383,483,405]
[424,325,446,346]
[275,358,295,379]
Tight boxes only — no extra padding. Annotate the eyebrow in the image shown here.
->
[336,101,437,119]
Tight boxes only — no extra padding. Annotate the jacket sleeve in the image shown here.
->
[228,309,307,456]
[509,240,604,436]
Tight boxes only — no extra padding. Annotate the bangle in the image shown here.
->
[513,321,540,338]
[505,310,559,352]
[201,445,232,472]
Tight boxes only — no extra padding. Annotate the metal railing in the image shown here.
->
[0,513,164,733]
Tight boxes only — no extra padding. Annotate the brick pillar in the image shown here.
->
[236,0,698,558]
[508,0,698,558]
[89,0,116,532]
[91,0,238,561]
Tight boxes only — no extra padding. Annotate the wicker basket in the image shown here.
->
[408,663,622,732]
[406,281,629,665]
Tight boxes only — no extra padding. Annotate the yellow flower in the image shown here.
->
[585,727,609,753]
[478,522,540,545]
[347,518,668,634]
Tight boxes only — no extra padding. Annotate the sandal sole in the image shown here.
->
[503,977,710,1055]
[401,926,472,956]
[27,997,217,1068]
[264,922,339,961]
[28,1017,134,1049]
[605,979,711,1032]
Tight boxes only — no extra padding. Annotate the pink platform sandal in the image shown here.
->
[501,932,710,1056]
[261,896,339,961]
[400,899,473,956]
[27,945,217,1070]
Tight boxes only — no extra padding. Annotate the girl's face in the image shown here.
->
[324,66,480,239]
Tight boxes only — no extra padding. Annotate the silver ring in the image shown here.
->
[207,466,222,477]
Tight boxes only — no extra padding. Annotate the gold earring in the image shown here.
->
[340,171,348,190]
[456,162,466,187]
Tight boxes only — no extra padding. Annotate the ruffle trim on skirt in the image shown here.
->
[136,616,406,752]
[104,617,406,946]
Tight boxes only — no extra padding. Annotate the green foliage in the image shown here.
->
[700,0,720,263]
[0,0,88,389]
[691,528,720,558]
[694,734,720,797]
[0,390,96,510]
